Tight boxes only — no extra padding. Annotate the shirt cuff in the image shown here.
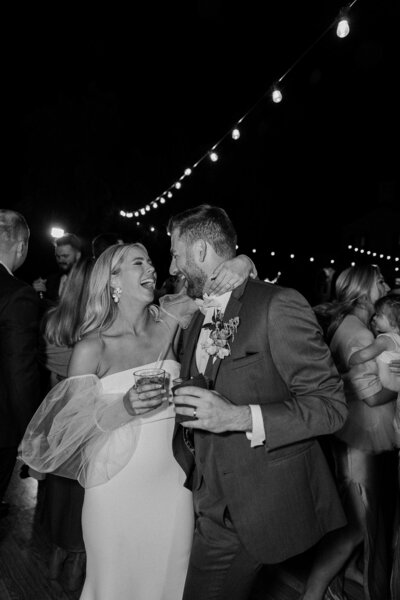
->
[246,405,266,447]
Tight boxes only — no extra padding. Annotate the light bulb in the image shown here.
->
[51,227,65,238]
[175,182,182,189]
[232,128,240,140]
[336,18,350,39]
[184,168,192,176]
[272,88,283,103]
[210,151,219,162]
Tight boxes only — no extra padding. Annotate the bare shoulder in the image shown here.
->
[68,334,104,376]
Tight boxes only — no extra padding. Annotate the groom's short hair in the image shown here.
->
[168,204,237,259]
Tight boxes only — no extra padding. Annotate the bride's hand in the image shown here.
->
[204,254,257,296]
[123,383,168,416]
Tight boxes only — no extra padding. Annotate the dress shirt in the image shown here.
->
[195,291,265,447]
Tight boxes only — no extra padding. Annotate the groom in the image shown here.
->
[169,204,348,600]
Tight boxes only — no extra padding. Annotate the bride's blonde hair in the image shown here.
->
[79,242,149,338]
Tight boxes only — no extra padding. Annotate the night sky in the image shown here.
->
[17,0,398,293]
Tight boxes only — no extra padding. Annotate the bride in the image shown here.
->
[20,242,254,600]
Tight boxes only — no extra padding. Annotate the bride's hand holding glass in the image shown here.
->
[123,378,168,416]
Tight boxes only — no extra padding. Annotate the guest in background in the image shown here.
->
[35,256,95,591]
[0,209,40,518]
[91,232,124,261]
[348,292,400,600]
[349,292,400,392]
[306,264,398,600]
[32,233,82,307]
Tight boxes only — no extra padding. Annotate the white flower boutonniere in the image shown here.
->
[202,309,240,360]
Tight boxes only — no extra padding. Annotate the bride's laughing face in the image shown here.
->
[113,246,157,303]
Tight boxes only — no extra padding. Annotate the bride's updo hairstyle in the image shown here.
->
[79,242,148,338]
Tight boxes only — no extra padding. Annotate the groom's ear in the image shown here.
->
[195,239,207,263]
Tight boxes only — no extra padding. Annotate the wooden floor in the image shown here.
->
[0,464,364,600]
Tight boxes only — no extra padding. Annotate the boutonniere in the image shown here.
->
[202,309,240,360]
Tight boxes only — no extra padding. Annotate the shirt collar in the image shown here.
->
[194,290,232,315]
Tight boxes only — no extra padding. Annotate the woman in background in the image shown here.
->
[37,256,95,590]
[304,264,399,600]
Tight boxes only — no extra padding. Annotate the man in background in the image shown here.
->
[0,209,40,516]
[32,233,82,305]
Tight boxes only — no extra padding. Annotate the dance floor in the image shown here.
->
[0,464,363,600]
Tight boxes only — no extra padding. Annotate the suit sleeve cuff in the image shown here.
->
[246,405,266,447]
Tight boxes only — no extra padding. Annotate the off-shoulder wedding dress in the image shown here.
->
[21,359,194,600]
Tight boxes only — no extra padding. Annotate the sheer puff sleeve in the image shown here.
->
[19,374,140,488]
[157,287,199,330]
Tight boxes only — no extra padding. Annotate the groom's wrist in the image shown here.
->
[229,405,252,432]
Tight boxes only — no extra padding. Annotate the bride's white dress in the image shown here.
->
[81,360,193,600]
[20,359,194,600]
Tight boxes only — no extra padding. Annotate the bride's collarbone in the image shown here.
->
[98,326,173,369]
[101,323,170,347]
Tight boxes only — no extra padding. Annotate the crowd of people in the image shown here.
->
[1,206,399,600]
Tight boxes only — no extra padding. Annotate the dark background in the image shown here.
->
[16,0,399,298]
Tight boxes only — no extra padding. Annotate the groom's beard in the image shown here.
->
[183,261,207,299]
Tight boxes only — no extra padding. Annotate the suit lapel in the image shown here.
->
[207,282,245,386]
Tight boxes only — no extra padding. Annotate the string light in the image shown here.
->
[336,10,350,38]
[51,227,65,239]
[271,86,283,104]
[118,0,361,220]
[115,221,399,282]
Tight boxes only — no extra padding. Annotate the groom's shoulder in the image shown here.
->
[243,278,307,307]
[243,277,288,299]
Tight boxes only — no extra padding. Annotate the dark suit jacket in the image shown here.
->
[43,271,63,303]
[0,264,41,447]
[173,278,348,564]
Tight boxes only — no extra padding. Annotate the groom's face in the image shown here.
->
[169,230,207,299]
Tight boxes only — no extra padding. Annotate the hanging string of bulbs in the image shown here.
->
[119,1,358,223]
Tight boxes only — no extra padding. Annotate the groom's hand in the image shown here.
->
[172,386,252,433]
